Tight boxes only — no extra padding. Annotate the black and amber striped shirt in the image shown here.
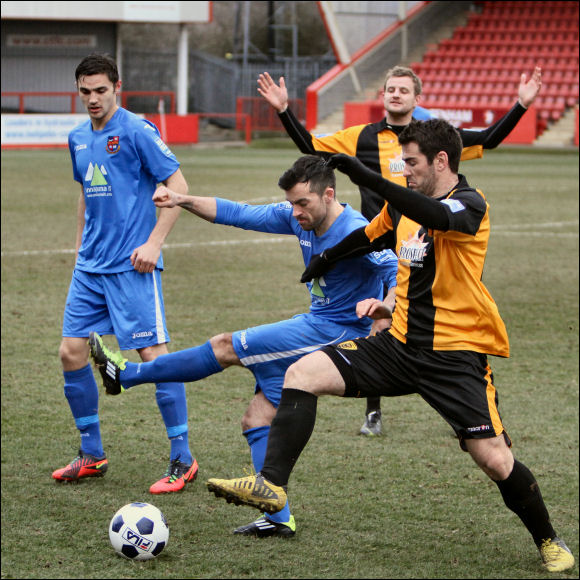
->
[279,103,528,220]
[364,175,509,357]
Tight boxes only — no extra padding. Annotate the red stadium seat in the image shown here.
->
[414,0,578,130]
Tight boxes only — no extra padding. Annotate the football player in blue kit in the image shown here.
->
[52,53,197,495]
[89,155,398,537]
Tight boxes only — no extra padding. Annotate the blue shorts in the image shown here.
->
[62,269,171,350]
[232,313,366,407]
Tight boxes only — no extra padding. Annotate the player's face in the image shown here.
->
[383,76,418,120]
[286,181,329,233]
[77,73,120,129]
[402,142,438,197]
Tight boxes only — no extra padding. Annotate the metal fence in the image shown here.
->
[122,47,336,122]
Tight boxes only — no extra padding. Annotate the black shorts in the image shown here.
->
[321,331,511,450]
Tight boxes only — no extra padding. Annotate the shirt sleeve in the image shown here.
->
[214,198,296,235]
[278,108,361,156]
[459,102,527,149]
[134,120,180,184]
[439,189,487,237]
[367,249,398,290]
[68,134,82,183]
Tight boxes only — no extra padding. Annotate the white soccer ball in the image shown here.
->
[109,502,169,560]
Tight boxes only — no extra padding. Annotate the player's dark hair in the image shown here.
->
[399,119,462,173]
[75,53,119,85]
[278,155,336,196]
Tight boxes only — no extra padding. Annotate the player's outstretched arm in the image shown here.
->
[153,186,218,223]
[257,72,289,113]
[518,65,542,108]
[460,66,542,150]
[258,72,317,155]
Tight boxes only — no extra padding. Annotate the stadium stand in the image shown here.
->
[410,0,579,135]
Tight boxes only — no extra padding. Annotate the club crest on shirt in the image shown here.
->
[106,135,120,154]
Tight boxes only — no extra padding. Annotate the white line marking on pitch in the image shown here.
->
[1,221,577,258]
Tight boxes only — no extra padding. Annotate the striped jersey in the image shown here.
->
[364,175,509,357]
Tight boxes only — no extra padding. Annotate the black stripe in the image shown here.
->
[356,123,386,220]
[405,226,436,348]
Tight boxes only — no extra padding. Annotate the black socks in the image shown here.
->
[260,388,318,487]
[496,459,556,546]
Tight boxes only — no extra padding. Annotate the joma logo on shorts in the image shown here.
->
[132,331,153,339]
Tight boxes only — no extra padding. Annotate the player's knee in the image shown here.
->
[59,338,89,369]
[284,359,312,392]
[209,332,238,367]
[241,394,276,431]
[483,455,514,481]
[472,445,514,481]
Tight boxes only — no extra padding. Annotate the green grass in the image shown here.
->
[1,143,578,579]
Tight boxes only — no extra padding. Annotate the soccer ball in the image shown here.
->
[109,502,169,560]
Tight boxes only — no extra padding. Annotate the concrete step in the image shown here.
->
[534,106,578,147]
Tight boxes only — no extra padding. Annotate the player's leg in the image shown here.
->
[230,315,350,535]
[419,349,574,573]
[102,270,198,494]
[53,271,110,482]
[235,392,296,537]
[360,396,382,436]
[134,342,196,493]
[466,436,574,572]
[207,348,346,512]
[207,331,406,512]
[88,332,236,394]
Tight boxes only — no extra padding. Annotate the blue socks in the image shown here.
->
[64,364,195,466]
[63,365,104,458]
[120,341,223,388]
[155,382,192,465]
[244,425,292,525]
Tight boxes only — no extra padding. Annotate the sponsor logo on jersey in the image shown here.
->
[84,162,112,197]
[309,276,330,305]
[75,143,87,152]
[299,239,311,247]
[389,159,405,174]
[399,230,429,268]
[106,135,120,154]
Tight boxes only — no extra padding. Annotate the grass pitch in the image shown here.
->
[1,143,578,579]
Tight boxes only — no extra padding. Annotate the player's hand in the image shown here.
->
[257,72,289,113]
[300,251,331,283]
[356,297,392,321]
[518,66,542,108]
[131,242,161,274]
[153,185,179,208]
[326,153,373,185]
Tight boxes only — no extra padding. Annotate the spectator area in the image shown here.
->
[411,1,579,136]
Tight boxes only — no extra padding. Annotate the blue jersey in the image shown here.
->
[68,107,180,274]
[215,199,398,335]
